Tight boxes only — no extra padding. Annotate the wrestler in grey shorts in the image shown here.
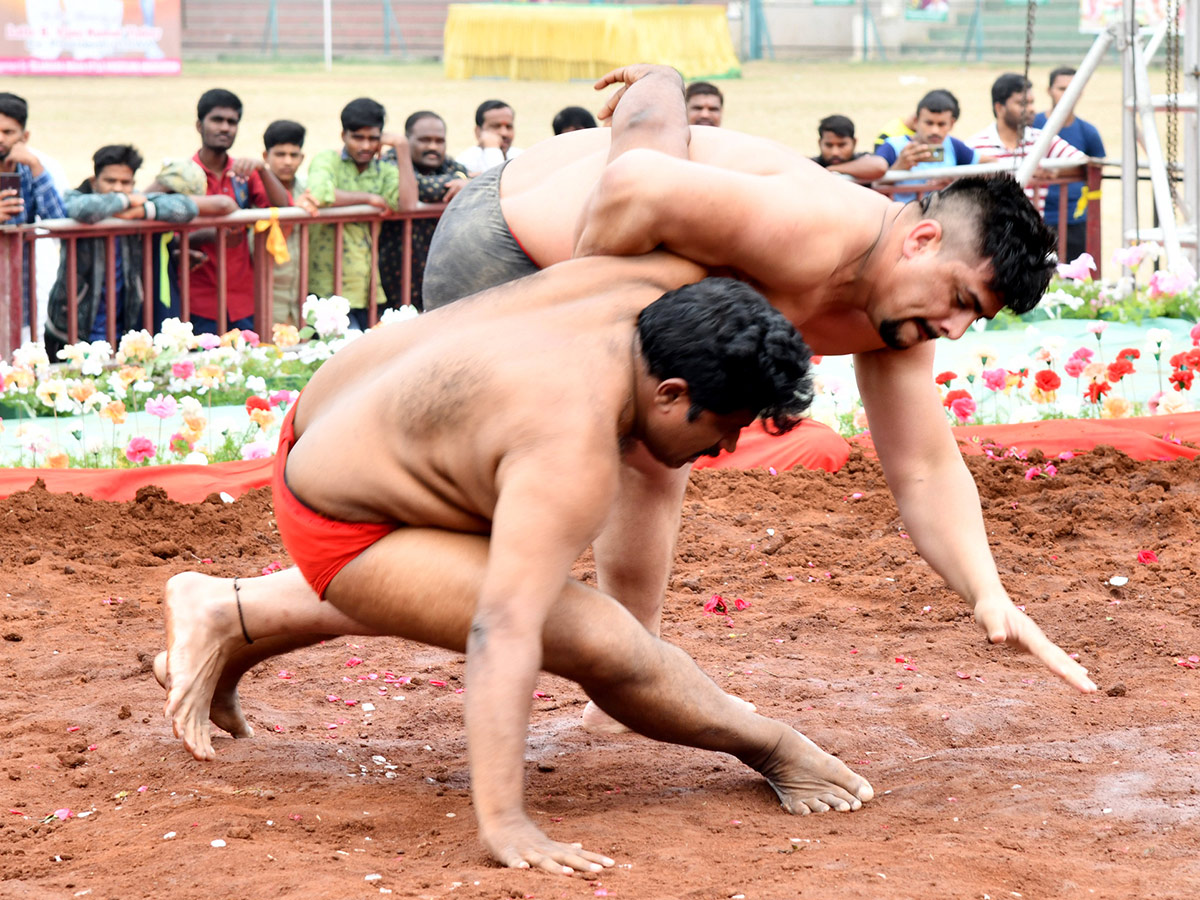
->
[422,160,541,310]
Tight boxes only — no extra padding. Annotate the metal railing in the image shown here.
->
[0,203,446,359]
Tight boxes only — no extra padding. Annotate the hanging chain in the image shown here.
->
[1165,0,1180,212]
[1017,0,1038,165]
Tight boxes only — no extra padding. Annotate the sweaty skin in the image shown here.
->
[162,254,873,876]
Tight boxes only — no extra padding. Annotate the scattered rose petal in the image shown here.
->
[277,671,293,680]
[956,671,970,679]
[768,467,777,475]
[345,657,363,667]
[54,808,72,820]
[1137,550,1159,564]
[429,680,447,687]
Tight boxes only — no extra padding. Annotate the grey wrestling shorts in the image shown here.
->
[422,160,541,309]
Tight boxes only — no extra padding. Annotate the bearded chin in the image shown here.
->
[878,319,907,351]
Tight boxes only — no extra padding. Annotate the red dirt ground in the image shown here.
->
[1,446,1198,900]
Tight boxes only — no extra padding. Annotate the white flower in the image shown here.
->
[82,391,110,414]
[180,396,203,417]
[13,342,49,371]
[16,422,49,453]
[1145,327,1172,349]
[84,435,105,454]
[1041,335,1065,358]
[1059,394,1083,417]
[154,318,196,354]
[132,379,155,393]
[182,451,209,466]
[378,305,419,326]
[56,342,89,367]
[106,371,127,399]
[245,375,267,393]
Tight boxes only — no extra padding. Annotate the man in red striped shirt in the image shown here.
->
[967,73,1086,217]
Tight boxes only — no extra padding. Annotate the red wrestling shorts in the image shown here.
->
[273,401,395,600]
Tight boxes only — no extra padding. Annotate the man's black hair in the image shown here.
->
[92,144,143,176]
[818,114,855,139]
[917,89,960,119]
[685,82,723,104]
[920,175,1057,314]
[197,89,242,122]
[991,73,1032,112]
[264,119,306,151]
[475,100,512,127]
[0,92,28,128]
[405,110,444,136]
[342,98,386,133]
[1049,66,1076,87]
[552,106,597,135]
[637,278,813,435]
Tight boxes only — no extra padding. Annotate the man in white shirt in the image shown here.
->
[457,99,523,176]
[968,73,1086,217]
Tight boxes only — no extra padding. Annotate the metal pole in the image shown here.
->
[1133,34,1183,264]
[1185,0,1199,270]
[1121,0,1139,260]
[324,0,333,73]
[1015,28,1116,186]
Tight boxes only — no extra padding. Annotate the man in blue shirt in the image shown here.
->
[0,92,66,330]
[873,90,984,203]
[1032,67,1106,263]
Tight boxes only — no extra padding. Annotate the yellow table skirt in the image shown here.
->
[444,3,740,81]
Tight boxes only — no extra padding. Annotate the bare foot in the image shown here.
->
[162,572,254,761]
[153,650,253,743]
[748,728,874,815]
[581,695,756,735]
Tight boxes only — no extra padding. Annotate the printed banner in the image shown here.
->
[0,0,181,75]
[1079,0,1175,33]
[905,0,950,22]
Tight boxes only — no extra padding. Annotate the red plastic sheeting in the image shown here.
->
[2,413,1197,503]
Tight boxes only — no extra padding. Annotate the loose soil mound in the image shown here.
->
[2,448,1198,899]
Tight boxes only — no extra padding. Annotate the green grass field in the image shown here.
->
[16,58,1167,266]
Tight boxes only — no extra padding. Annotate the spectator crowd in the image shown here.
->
[0,69,1104,352]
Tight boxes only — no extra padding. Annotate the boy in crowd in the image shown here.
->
[190,88,290,334]
[303,97,417,330]
[810,115,887,181]
[262,119,307,325]
[874,90,984,203]
[553,106,597,135]
[45,145,197,355]
[685,82,723,126]
[0,91,66,333]
[379,110,467,310]
[457,100,521,175]
[1032,67,1105,261]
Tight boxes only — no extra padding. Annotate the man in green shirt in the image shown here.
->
[304,97,417,329]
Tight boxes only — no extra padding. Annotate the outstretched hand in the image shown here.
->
[973,594,1097,693]
[593,64,683,125]
[481,813,615,877]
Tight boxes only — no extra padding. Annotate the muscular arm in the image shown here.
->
[855,345,1096,692]
[594,64,689,163]
[467,444,618,871]
[827,154,889,181]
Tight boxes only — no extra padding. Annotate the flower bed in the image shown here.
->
[0,296,416,469]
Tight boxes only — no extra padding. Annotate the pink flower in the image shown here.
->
[982,368,1007,392]
[241,329,260,346]
[1148,269,1191,298]
[171,360,195,379]
[1063,356,1086,378]
[1024,466,1041,480]
[1070,347,1094,363]
[125,436,156,463]
[1055,252,1095,281]
[240,440,273,460]
[1085,321,1108,335]
[145,393,177,419]
[733,598,750,611]
[1191,323,1200,346]
[1112,244,1147,269]
[268,389,293,408]
[1043,463,1058,477]
[1137,550,1159,564]
[949,395,976,423]
[197,333,222,351]
[1148,390,1164,414]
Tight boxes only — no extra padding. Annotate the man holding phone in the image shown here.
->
[0,92,66,330]
[873,90,985,203]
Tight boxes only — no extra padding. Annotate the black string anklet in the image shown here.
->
[234,577,253,645]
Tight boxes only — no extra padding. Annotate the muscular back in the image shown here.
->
[284,255,705,533]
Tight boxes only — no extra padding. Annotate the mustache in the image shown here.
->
[879,317,934,350]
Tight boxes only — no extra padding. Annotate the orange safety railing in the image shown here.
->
[0,203,446,359]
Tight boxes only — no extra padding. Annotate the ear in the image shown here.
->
[901,218,942,258]
[261,150,268,162]
[195,119,202,136]
[653,377,690,412]
[474,124,482,140]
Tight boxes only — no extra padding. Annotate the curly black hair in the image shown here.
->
[636,278,813,435]
[921,174,1058,314]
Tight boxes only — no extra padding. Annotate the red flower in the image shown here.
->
[1106,358,1134,383]
[1084,380,1111,403]
[1063,357,1086,378]
[704,595,729,616]
[943,388,972,409]
[1117,347,1141,361]
[1137,550,1158,564]
[1034,369,1062,392]
[935,371,957,386]
[245,395,271,413]
[1170,367,1195,391]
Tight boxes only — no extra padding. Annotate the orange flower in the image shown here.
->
[272,323,300,348]
[7,367,34,389]
[1102,395,1131,419]
[46,451,69,469]
[182,414,207,434]
[118,365,146,387]
[249,408,276,429]
[68,382,96,405]
[196,365,224,388]
[99,400,127,425]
